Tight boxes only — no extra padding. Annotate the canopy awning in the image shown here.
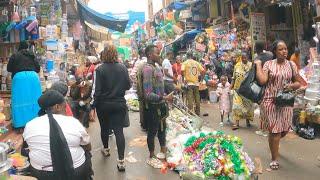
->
[76,0,129,32]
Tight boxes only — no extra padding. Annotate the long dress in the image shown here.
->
[260,60,298,133]
[232,61,254,122]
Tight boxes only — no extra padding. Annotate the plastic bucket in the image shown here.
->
[46,60,54,72]
[209,91,218,103]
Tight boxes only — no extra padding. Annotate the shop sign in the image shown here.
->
[250,13,266,42]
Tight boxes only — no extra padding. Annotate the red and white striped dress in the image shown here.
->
[260,59,298,133]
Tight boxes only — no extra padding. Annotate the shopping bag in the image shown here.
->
[237,65,265,104]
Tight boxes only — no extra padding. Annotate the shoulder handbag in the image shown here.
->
[275,61,295,107]
[237,65,265,104]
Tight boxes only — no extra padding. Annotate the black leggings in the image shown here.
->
[96,106,125,160]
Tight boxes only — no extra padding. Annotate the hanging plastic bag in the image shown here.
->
[237,65,265,104]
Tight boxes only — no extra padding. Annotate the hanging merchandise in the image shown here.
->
[179,9,192,19]
[239,3,251,23]
[182,132,255,179]
[11,5,20,23]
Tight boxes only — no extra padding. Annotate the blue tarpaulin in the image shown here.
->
[165,29,202,47]
[76,0,129,32]
[168,2,189,10]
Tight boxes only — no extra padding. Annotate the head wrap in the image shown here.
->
[38,90,74,179]
[50,82,68,96]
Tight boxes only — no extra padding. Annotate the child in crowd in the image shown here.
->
[217,75,231,126]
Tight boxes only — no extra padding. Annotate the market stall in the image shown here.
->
[163,96,255,179]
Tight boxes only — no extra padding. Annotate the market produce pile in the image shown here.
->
[165,108,254,179]
[125,90,139,112]
[183,132,254,179]
[127,99,139,112]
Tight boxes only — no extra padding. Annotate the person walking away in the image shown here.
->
[255,40,300,170]
[138,45,172,168]
[290,47,301,70]
[162,52,175,94]
[92,45,131,171]
[230,52,254,130]
[217,75,231,126]
[7,41,41,132]
[181,52,205,116]
[23,90,92,180]
[254,41,273,137]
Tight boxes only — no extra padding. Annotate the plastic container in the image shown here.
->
[209,91,218,103]
[46,60,54,72]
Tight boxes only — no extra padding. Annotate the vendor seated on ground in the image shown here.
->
[23,90,93,180]
[69,77,92,128]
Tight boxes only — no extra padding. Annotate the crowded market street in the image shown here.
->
[89,104,320,180]
[2,0,320,179]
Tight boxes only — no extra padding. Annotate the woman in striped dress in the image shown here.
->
[255,40,301,170]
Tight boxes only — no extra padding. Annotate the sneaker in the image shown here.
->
[156,152,166,159]
[147,157,163,169]
[101,148,110,157]
[117,159,126,172]
[255,130,264,136]
[219,122,224,127]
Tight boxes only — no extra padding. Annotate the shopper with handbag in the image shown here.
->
[255,40,301,171]
[92,45,131,172]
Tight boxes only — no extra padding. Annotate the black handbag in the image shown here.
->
[238,65,265,104]
[275,61,295,107]
[123,106,130,127]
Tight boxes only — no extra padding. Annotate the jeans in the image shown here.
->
[186,85,201,115]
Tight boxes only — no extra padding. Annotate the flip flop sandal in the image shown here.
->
[269,161,279,170]
[232,125,240,130]
[147,157,163,169]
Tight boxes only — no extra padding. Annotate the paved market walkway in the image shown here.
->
[88,103,320,180]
